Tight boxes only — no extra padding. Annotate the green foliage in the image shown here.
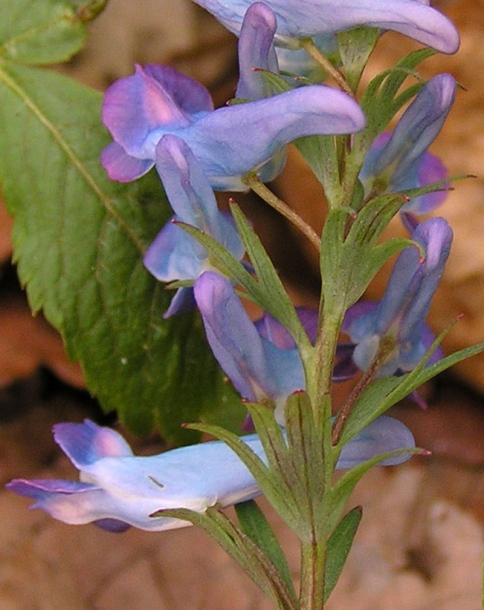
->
[154,505,298,610]
[320,195,413,312]
[0,0,245,442]
[324,507,362,601]
[235,500,296,599]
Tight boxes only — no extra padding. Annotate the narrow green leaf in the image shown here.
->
[329,447,422,532]
[324,507,362,601]
[284,392,326,537]
[341,337,484,445]
[337,27,379,92]
[294,135,342,205]
[235,500,296,599]
[179,208,312,355]
[155,506,297,609]
[320,197,412,311]
[230,204,311,352]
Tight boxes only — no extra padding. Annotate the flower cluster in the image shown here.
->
[9,0,459,534]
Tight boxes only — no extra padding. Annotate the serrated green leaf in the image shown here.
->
[0,0,88,64]
[0,61,243,443]
[324,507,362,601]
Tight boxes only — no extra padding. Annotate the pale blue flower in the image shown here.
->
[360,73,457,216]
[342,217,452,376]
[143,136,244,317]
[192,0,459,53]
[7,417,415,531]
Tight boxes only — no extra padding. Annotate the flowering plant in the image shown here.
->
[1,0,483,607]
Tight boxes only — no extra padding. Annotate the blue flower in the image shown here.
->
[191,0,459,54]
[194,271,309,415]
[101,63,365,190]
[236,2,279,101]
[7,417,415,531]
[342,217,452,377]
[360,73,457,217]
[236,3,339,95]
[143,136,244,317]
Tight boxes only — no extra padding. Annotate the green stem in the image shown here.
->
[243,173,321,251]
[299,39,354,98]
[332,335,396,444]
[300,538,327,608]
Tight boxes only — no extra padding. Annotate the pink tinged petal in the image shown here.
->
[53,420,133,470]
[236,2,279,100]
[142,64,214,115]
[101,65,193,157]
[100,142,154,182]
[337,415,415,468]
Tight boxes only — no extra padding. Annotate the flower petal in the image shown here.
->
[193,0,459,53]
[53,420,133,469]
[144,220,206,282]
[236,2,279,100]
[337,415,415,468]
[194,272,278,401]
[187,85,366,189]
[100,142,154,182]
[371,74,456,180]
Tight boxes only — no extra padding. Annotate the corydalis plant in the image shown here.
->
[101,63,365,190]
[143,136,245,317]
[342,217,452,377]
[360,73,457,217]
[3,1,476,609]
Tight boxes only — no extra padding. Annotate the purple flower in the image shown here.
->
[360,73,457,216]
[7,417,415,531]
[342,217,452,377]
[236,3,339,94]
[236,2,279,101]
[143,136,244,317]
[194,271,309,416]
[191,0,459,54]
[101,63,366,190]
